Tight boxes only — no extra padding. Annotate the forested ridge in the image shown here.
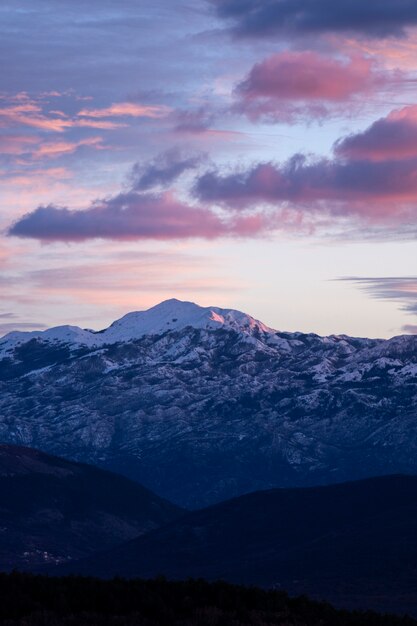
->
[0,574,414,625]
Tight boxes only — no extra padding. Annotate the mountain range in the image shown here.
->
[0,298,416,507]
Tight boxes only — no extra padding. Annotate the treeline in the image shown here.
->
[0,572,414,626]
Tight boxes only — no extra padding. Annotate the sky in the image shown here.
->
[0,0,416,338]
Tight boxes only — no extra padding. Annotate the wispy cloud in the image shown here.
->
[130,148,204,191]
[78,102,170,119]
[337,276,417,333]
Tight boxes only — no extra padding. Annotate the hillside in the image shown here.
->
[59,475,417,616]
[0,445,182,570]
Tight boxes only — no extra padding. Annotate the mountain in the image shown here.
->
[56,475,417,617]
[0,298,271,358]
[0,444,182,570]
[0,298,416,507]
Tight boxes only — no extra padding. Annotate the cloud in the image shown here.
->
[194,104,417,230]
[0,100,124,132]
[7,187,272,242]
[335,105,417,161]
[211,0,417,39]
[0,134,39,155]
[235,52,397,122]
[337,277,417,330]
[30,137,104,160]
[130,149,204,190]
[77,102,170,119]
[0,96,168,134]
[173,108,217,133]
[10,102,417,243]
[194,153,417,221]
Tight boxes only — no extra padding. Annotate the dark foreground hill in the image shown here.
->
[0,445,182,570]
[61,475,417,616]
[0,574,415,626]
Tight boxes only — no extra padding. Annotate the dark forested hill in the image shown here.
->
[60,475,417,616]
[0,574,414,626]
[0,444,182,570]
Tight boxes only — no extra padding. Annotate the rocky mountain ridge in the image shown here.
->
[0,299,416,507]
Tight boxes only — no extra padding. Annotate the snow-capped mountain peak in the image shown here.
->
[0,299,273,357]
[105,299,273,340]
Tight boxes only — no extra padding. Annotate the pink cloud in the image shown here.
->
[8,190,271,242]
[30,136,104,159]
[0,95,166,134]
[78,102,171,119]
[0,101,124,132]
[235,52,398,122]
[0,134,39,155]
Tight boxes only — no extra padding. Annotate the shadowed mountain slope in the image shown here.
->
[0,444,183,570]
[60,475,417,616]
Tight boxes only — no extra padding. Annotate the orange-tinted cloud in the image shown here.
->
[78,102,171,119]
[30,136,104,159]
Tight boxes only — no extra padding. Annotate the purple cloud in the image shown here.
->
[335,105,417,161]
[194,153,417,221]
[211,0,417,38]
[7,187,274,242]
[130,149,204,191]
[173,108,217,134]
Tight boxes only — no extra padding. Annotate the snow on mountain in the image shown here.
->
[0,299,273,358]
[0,299,416,508]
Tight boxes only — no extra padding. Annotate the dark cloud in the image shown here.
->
[8,193,221,242]
[194,153,417,221]
[194,104,417,228]
[7,187,271,242]
[173,108,217,134]
[130,149,204,190]
[211,0,417,39]
[335,106,417,161]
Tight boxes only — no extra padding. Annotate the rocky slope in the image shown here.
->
[0,444,182,570]
[0,299,416,508]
